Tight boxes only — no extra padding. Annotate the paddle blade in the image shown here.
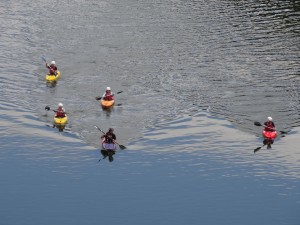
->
[118,144,126,150]
[254,122,262,126]
[116,91,123,94]
[95,96,102,100]
[41,56,46,62]
[45,106,50,111]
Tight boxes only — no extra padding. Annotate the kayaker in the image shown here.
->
[55,103,66,118]
[46,60,58,75]
[264,117,275,131]
[102,87,115,101]
[101,128,117,144]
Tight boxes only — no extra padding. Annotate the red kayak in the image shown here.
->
[262,129,277,139]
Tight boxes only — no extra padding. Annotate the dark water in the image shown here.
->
[1,0,300,224]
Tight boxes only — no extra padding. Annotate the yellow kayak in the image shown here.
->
[54,114,68,125]
[100,99,115,108]
[46,70,61,82]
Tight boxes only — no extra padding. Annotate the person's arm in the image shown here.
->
[271,122,276,130]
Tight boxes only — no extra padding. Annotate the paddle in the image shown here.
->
[45,106,68,115]
[254,121,287,134]
[95,91,123,100]
[94,125,126,150]
[45,106,58,112]
[41,56,47,63]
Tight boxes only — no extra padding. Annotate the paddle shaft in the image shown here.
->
[254,121,286,134]
[95,91,123,100]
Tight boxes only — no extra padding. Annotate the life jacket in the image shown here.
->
[49,68,55,75]
[264,121,275,131]
[103,91,114,101]
[56,109,65,118]
[49,65,57,75]
[103,132,116,144]
[103,94,114,101]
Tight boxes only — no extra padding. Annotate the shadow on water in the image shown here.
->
[53,124,66,132]
[45,124,72,135]
[102,107,113,118]
[101,104,123,118]
[100,149,116,162]
[46,81,57,88]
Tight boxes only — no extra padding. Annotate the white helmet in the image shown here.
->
[58,103,63,107]
[267,116,273,121]
[51,61,56,65]
[106,87,111,91]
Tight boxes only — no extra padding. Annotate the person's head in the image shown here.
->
[108,128,114,133]
[267,116,273,122]
[51,61,56,65]
[58,103,63,108]
[106,87,111,93]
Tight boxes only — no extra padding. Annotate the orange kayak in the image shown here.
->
[100,99,115,108]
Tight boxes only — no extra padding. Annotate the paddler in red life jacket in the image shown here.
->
[101,128,117,144]
[46,60,58,76]
[55,103,66,118]
[102,87,115,101]
[264,116,276,131]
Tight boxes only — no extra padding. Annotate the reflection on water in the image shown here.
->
[100,149,116,162]
[263,138,274,149]
[254,138,275,153]
[0,0,300,224]
[53,124,66,132]
[2,110,299,225]
[46,81,57,88]
[131,111,300,180]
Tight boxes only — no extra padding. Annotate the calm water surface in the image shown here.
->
[0,0,299,224]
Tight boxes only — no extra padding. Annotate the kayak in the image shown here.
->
[45,70,61,82]
[102,138,116,151]
[54,114,68,125]
[262,129,277,139]
[100,99,115,108]
[102,142,116,151]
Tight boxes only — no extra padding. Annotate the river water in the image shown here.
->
[1,0,299,224]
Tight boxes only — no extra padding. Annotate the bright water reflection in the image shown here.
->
[1,111,300,225]
[132,111,300,180]
[1,0,300,224]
